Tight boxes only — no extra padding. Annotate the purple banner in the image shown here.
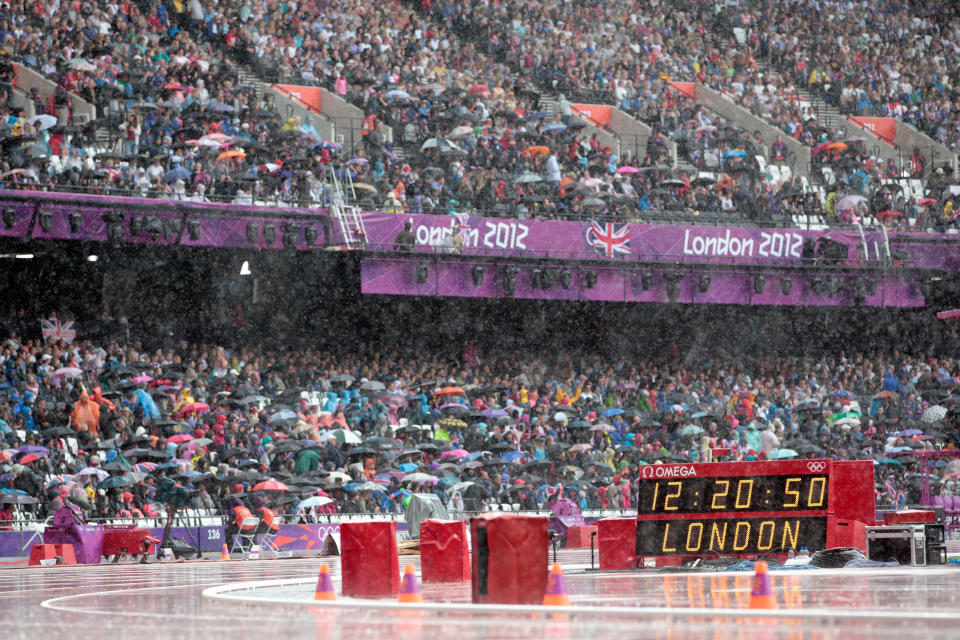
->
[360,212,960,270]
[0,191,957,274]
[361,255,925,307]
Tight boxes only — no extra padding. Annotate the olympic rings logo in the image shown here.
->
[806,461,827,473]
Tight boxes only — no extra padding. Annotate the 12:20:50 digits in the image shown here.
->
[640,474,829,514]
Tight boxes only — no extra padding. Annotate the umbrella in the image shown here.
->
[722,149,748,159]
[921,405,948,424]
[420,138,461,152]
[398,462,419,473]
[448,125,475,139]
[67,58,96,71]
[679,424,704,437]
[769,449,798,460]
[217,150,247,162]
[521,145,550,159]
[514,173,544,183]
[874,209,902,220]
[359,379,386,391]
[252,480,289,491]
[438,417,468,429]
[329,429,363,445]
[440,449,469,459]
[0,493,37,505]
[99,476,135,489]
[52,366,83,379]
[616,166,639,174]
[837,195,866,210]
[166,434,193,444]
[354,482,386,493]
[41,427,75,438]
[435,386,465,397]
[589,423,616,433]
[18,453,39,464]
[601,408,624,417]
[918,198,938,207]
[163,167,192,183]
[77,467,109,481]
[824,142,847,153]
[448,481,476,494]
[347,446,376,456]
[401,472,438,484]
[178,402,209,415]
[296,496,334,510]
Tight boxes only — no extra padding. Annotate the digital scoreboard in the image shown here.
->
[635,459,875,558]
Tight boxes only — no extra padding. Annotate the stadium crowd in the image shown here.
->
[0,0,953,229]
[1,305,959,531]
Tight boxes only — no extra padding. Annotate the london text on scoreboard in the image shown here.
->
[635,459,875,557]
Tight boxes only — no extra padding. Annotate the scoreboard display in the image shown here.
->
[635,459,874,558]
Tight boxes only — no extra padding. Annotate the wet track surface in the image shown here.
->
[4,550,959,640]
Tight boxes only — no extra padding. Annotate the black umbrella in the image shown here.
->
[347,446,376,456]
[488,442,512,453]
[42,426,75,438]
[364,437,400,451]
[567,420,591,429]
[0,493,38,505]
[416,443,439,452]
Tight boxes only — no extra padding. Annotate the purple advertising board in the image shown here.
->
[0,191,956,277]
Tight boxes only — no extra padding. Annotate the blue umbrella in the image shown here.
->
[543,123,567,132]
[690,411,709,419]
[722,149,748,159]
[464,451,489,462]
[602,408,625,417]
[163,167,192,183]
[437,476,460,489]
[499,451,525,463]
[875,458,903,466]
[398,462,419,472]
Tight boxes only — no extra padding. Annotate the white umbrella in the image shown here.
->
[325,472,352,482]
[420,137,461,152]
[833,416,860,428]
[401,472,438,484]
[448,481,475,494]
[29,115,58,131]
[922,405,948,424]
[553,411,568,422]
[330,429,362,444]
[448,125,474,139]
[52,366,83,379]
[296,496,334,510]
[67,58,96,71]
[359,380,386,391]
[77,467,109,481]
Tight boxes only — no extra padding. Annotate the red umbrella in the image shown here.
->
[19,453,39,464]
[874,210,902,220]
[252,480,289,491]
[177,402,210,417]
[918,198,938,207]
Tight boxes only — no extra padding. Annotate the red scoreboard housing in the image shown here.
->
[635,459,875,562]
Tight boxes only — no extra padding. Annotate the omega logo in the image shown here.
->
[641,464,698,479]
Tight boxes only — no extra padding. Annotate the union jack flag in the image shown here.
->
[40,318,76,344]
[454,212,471,233]
[586,220,631,258]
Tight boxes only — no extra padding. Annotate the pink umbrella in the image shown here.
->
[132,375,153,384]
[936,309,960,320]
[569,443,593,452]
[167,434,193,444]
[252,480,289,491]
[440,449,469,459]
[615,166,639,174]
[918,198,938,207]
[177,402,210,417]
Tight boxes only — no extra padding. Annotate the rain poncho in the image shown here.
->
[132,388,160,419]
[71,390,100,435]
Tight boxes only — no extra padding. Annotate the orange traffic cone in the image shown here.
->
[543,563,571,606]
[749,561,778,609]
[314,563,336,601]
[220,544,230,561]
[398,564,423,603]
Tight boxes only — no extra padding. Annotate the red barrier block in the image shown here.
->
[598,518,637,570]
[564,525,597,549]
[54,544,77,565]
[827,517,867,553]
[420,519,470,583]
[29,544,58,566]
[340,521,400,597]
[471,513,547,605]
